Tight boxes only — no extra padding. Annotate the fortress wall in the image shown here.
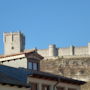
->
[74,47,88,55]
[37,49,49,57]
[48,45,58,56]
[58,48,70,56]
[58,47,88,56]
[37,45,89,57]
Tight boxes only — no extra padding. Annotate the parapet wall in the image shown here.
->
[58,48,70,56]
[74,47,88,55]
[59,46,88,56]
[37,43,90,58]
[37,49,49,57]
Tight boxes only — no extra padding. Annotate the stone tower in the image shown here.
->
[3,32,25,55]
[49,44,58,57]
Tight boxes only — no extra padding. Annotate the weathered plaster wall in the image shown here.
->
[2,58,27,68]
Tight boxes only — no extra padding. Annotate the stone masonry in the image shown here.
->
[37,44,90,59]
[4,32,25,55]
[3,32,90,82]
[40,56,90,81]
[37,44,90,82]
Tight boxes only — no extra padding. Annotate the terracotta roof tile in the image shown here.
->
[0,49,36,58]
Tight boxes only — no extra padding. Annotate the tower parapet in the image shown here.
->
[70,45,74,55]
[37,43,90,58]
[49,44,58,57]
[3,32,25,55]
[88,42,90,55]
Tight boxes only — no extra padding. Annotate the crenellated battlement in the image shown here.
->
[37,43,90,58]
[3,32,25,55]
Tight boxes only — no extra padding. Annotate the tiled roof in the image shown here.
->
[0,49,43,60]
[0,64,86,87]
[0,49,36,58]
[0,65,30,88]
[28,70,86,85]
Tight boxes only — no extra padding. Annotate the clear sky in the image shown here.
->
[0,0,90,54]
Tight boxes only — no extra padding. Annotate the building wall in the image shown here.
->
[28,77,80,90]
[0,84,29,90]
[2,58,27,68]
[3,32,25,55]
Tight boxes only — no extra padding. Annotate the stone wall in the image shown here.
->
[4,32,25,55]
[37,43,90,58]
[37,49,48,57]
[74,47,88,55]
[58,48,70,56]
[81,81,90,90]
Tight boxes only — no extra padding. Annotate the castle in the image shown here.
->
[3,32,25,55]
[37,43,90,59]
[3,32,90,82]
[0,32,86,90]
[3,32,90,58]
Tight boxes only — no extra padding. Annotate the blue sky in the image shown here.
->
[0,0,90,54]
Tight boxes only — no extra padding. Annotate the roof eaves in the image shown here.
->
[0,49,36,59]
[28,70,86,85]
[0,81,30,88]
